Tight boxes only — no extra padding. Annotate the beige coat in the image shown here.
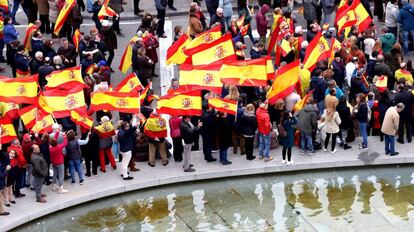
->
[36,0,50,15]
[381,106,400,135]
[321,110,341,134]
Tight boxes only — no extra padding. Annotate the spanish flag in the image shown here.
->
[0,102,20,120]
[139,83,151,105]
[45,66,88,90]
[303,32,330,72]
[16,69,30,78]
[31,113,54,134]
[352,0,372,33]
[0,0,8,13]
[240,24,250,36]
[189,33,236,65]
[0,119,17,144]
[329,38,342,63]
[94,121,115,138]
[54,0,76,35]
[118,36,138,73]
[23,23,38,51]
[184,25,222,55]
[293,90,314,112]
[336,9,356,36]
[395,69,413,85]
[70,110,94,130]
[90,91,140,114]
[156,90,202,116]
[73,29,81,52]
[267,60,300,104]
[179,63,222,94]
[267,14,283,52]
[335,0,349,24]
[220,58,268,86]
[300,68,311,97]
[374,75,388,93]
[86,64,98,74]
[114,72,143,93]
[38,86,86,118]
[166,33,190,65]
[266,56,275,80]
[236,15,245,28]
[0,75,38,104]
[208,97,237,115]
[144,114,167,139]
[18,105,38,129]
[279,39,292,57]
[98,0,118,20]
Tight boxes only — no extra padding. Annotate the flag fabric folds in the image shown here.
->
[90,91,140,114]
[0,75,38,104]
[0,119,17,144]
[267,14,283,52]
[98,0,118,20]
[208,97,237,115]
[73,29,81,52]
[293,90,314,112]
[70,110,94,130]
[38,86,86,118]
[0,102,20,120]
[336,9,356,36]
[266,56,275,80]
[114,73,143,93]
[179,63,222,94]
[54,0,76,35]
[374,75,388,93]
[303,32,330,72]
[279,39,292,57]
[166,33,190,65]
[144,115,167,139]
[156,90,202,116]
[183,25,222,55]
[118,36,138,73]
[45,66,87,90]
[267,60,300,104]
[31,113,54,134]
[352,0,372,33]
[0,0,8,13]
[138,83,151,105]
[220,58,268,86]
[189,33,236,65]
[23,23,37,51]
[18,105,38,129]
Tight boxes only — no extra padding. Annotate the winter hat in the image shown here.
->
[97,60,107,67]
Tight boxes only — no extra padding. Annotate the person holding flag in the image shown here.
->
[180,116,202,172]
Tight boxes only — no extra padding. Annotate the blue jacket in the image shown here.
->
[398,4,414,31]
[15,53,29,72]
[325,86,344,99]
[280,117,297,148]
[3,24,18,44]
[310,76,327,102]
[0,152,10,190]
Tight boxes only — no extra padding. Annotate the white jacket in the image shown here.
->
[385,2,399,28]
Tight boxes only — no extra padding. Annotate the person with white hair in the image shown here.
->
[52,55,65,70]
[94,116,117,172]
[30,51,44,75]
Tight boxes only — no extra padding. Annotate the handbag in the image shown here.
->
[278,124,287,137]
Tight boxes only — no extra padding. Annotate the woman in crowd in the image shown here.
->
[322,89,341,153]
[117,119,138,180]
[66,130,89,185]
[3,149,17,207]
[217,112,232,165]
[239,104,257,161]
[279,111,297,165]
[0,144,10,216]
[95,116,117,172]
[169,115,183,162]
[50,131,68,194]
[354,93,370,150]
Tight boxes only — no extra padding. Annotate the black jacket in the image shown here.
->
[118,126,137,152]
[356,102,369,123]
[180,120,200,144]
[337,101,353,130]
[38,64,55,87]
[238,113,257,136]
[217,116,232,149]
[393,90,413,119]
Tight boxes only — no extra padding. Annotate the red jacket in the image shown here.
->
[256,107,271,135]
[7,144,26,168]
[22,140,35,164]
[49,133,67,166]
[169,116,182,138]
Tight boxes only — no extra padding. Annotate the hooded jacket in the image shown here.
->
[256,4,269,36]
[380,33,396,54]
[256,107,271,135]
[398,3,414,31]
[296,104,318,135]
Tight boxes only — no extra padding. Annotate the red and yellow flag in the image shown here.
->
[98,0,118,20]
[300,67,311,97]
[45,66,87,90]
[54,0,76,35]
[352,0,372,33]
[139,83,151,105]
[395,69,413,85]
[23,23,38,51]
[279,39,292,57]
[293,90,314,112]
[236,15,245,28]
[90,91,140,114]
[16,69,30,78]
[18,105,38,129]
[31,113,54,134]
[208,97,237,115]
[240,24,250,36]
[70,110,94,130]
[86,64,98,74]
[220,58,268,86]
[0,75,38,104]
[166,33,190,65]
[0,119,17,144]
[0,0,8,13]
[94,121,115,138]
[303,32,330,72]
[267,14,283,52]
[189,33,236,65]
[114,73,143,93]
[179,63,222,94]
[184,25,222,55]
[156,90,202,116]
[335,0,349,24]
[38,86,86,118]
[118,36,138,73]
[374,75,388,93]
[329,38,342,63]
[336,10,356,36]
[267,60,300,104]
[144,115,167,139]
[266,56,275,80]
[0,102,20,120]
[73,29,81,52]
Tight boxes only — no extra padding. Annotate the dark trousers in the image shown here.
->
[156,9,166,37]
[107,49,115,67]
[202,133,213,160]
[325,133,337,151]
[172,137,183,162]
[13,168,25,196]
[190,117,200,150]
[219,148,228,162]
[85,156,99,176]
[112,16,120,34]
[168,0,174,7]
[39,14,51,34]
[0,40,4,60]
[398,117,412,142]
[33,176,45,200]
[133,0,140,13]
[282,147,292,161]
[244,136,254,160]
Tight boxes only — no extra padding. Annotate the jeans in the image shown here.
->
[317,101,325,116]
[69,159,84,183]
[33,176,44,200]
[359,122,368,147]
[52,164,64,186]
[340,129,349,145]
[86,0,94,12]
[402,30,414,55]
[224,16,231,30]
[322,12,334,26]
[156,9,166,36]
[219,148,228,162]
[258,133,270,158]
[10,0,21,21]
[183,144,192,169]
[384,134,395,154]
[300,132,313,152]
[25,164,33,187]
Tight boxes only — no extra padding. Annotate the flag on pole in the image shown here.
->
[166,33,190,65]
[0,75,38,104]
[267,60,300,104]
[54,0,76,35]
[0,102,20,120]
[352,0,372,33]
[31,113,54,134]
[179,63,222,94]
[189,33,236,65]
[208,97,237,115]
[72,29,81,52]
[114,73,143,93]
[118,36,139,73]
[98,0,118,20]
[70,110,94,130]
[303,32,330,71]
[267,14,283,52]
[220,58,268,86]
[23,23,38,51]
[18,105,38,129]
[0,119,17,144]
[156,90,202,116]
[90,91,140,113]
[38,86,86,118]
[293,90,314,112]
[184,25,222,55]
[45,67,88,90]
[236,15,245,28]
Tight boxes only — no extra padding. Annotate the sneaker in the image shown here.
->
[390,152,399,156]
[58,186,68,194]
[282,160,287,164]
[169,6,177,11]
[301,150,306,155]
[323,148,327,152]
[222,161,232,165]
[287,160,294,166]
[0,212,10,215]
[80,180,84,185]
[344,144,352,150]
[361,146,368,150]
[123,176,134,180]
[36,198,47,203]
[52,184,58,191]
[184,168,195,172]
[264,157,273,162]
[71,181,75,186]
[259,156,264,160]
[331,149,336,154]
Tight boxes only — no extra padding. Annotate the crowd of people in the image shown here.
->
[0,0,414,217]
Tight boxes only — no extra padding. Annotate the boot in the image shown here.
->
[52,184,58,191]
[58,186,68,194]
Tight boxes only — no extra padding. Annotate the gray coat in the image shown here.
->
[31,153,49,178]
[303,0,319,21]
[295,104,318,135]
